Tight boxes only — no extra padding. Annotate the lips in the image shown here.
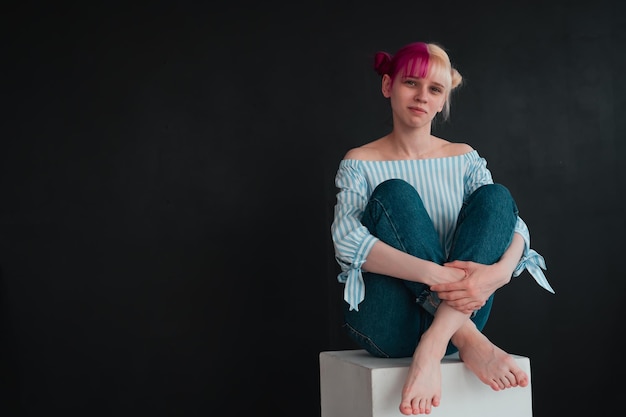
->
[408,106,427,114]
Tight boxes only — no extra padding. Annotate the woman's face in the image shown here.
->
[382,68,448,129]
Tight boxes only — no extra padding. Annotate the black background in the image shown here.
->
[2,1,625,416]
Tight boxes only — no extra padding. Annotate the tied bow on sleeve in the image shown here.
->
[514,249,555,293]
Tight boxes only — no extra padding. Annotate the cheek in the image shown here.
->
[437,97,446,111]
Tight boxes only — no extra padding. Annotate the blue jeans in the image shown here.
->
[344,179,518,357]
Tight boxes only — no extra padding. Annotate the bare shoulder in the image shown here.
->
[439,141,474,157]
[343,139,385,160]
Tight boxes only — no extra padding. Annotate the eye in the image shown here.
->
[430,86,443,94]
[405,79,417,86]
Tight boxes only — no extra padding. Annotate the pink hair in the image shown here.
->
[374,42,430,82]
[373,42,461,120]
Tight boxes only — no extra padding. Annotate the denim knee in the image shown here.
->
[371,178,415,199]
[470,183,518,215]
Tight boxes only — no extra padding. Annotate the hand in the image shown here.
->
[430,260,510,314]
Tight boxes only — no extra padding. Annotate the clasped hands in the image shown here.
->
[430,260,511,315]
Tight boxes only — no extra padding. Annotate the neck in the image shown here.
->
[386,130,435,159]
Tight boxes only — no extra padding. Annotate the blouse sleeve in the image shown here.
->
[464,152,555,294]
[330,160,379,311]
[512,217,555,293]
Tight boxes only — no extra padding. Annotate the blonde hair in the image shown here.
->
[374,42,463,120]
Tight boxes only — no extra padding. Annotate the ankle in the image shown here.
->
[416,330,449,359]
[451,323,479,350]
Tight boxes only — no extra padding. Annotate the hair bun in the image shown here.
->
[374,52,392,76]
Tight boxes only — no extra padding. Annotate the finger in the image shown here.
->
[444,260,469,268]
[444,297,470,309]
[431,282,461,292]
[448,299,479,313]
[435,290,460,301]
[441,288,471,301]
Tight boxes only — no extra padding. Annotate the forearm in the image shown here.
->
[494,232,525,284]
[430,233,527,313]
[362,240,452,286]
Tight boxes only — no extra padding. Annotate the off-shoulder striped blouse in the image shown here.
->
[331,150,554,312]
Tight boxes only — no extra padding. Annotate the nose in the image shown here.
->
[414,86,427,102]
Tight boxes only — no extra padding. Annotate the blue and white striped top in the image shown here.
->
[331,150,554,311]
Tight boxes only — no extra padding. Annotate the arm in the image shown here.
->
[331,160,465,311]
[429,152,553,313]
[363,240,465,287]
[430,232,525,314]
[461,152,553,294]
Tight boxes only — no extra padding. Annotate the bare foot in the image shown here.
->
[457,332,529,391]
[399,348,442,415]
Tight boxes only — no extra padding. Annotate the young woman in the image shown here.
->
[330,42,554,415]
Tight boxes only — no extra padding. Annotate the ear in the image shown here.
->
[381,74,392,98]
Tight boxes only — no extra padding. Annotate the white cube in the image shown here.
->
[319,349,532,417]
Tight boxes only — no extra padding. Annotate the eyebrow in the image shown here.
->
[404,75,445,87]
